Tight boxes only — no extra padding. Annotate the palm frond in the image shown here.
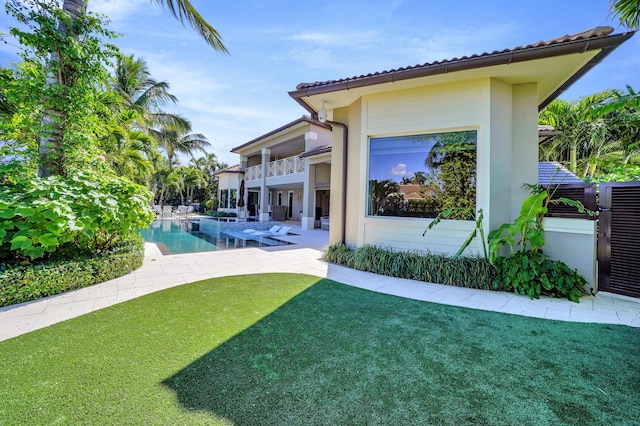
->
[610,0,640,30]
[150,0,229,53]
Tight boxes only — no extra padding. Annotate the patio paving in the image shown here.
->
[1,226,639,342]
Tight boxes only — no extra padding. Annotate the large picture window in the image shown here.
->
[368,130,477,219]
[219,188,237,209]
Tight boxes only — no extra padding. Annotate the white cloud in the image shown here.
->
[285,47,337,69]
[88,0,151,23]
[399,23,520,64]
[390,163,408,177]
[288,30,377,46]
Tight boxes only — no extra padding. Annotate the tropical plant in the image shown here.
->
[491,250,587,302]
[611,0,640,30]
[424,131,476,218]
[423,208,487,259]
[539,93,610,174]
[368,179,401,215]
[4,0,226,178]
[4,0,120,177]
[0,171,153,262]
[153,125,210,168]
[487,192,548,263]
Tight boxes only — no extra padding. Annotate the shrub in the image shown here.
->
[492,250,587,303]
[207,211,237,218]
[325,244,586,302]
[0,234,144,307]
[323,244,496,290]
[0,171,154,263]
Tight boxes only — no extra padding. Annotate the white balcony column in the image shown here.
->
[259,148,271,222]
[301,162,316,230]
[305,131,317,149]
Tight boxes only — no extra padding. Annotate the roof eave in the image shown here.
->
[289,31,635,112]
[231,116,332,153]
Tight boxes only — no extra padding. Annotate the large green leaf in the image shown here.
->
[15,207,36,218]
[0,209,15,219]
[518,192,548,223]
[38,233,59,248]
[10,235,32,250]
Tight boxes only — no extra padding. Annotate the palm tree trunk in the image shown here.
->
[569,144,577,174]
[39,0,88,177]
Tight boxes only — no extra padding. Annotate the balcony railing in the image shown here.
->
[246,164,262,180]
[245,155,305,181]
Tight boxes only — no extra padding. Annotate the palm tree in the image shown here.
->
[611,0,640,30]
[99,109,156,183]
[112,55,181,126]
[153,124,210,169]
[34,0,226,177]
[539,93,610,173]
[605,105,640,165]
[412,171,427,185]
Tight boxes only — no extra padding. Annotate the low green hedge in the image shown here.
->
[207,211,237,218]
[0,234,145,308]
[324,244,496,290]
[324,244,587,302]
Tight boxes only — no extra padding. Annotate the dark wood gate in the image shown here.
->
[598,182,640,298]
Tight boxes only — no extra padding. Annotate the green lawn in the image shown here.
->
[0,273,638,425]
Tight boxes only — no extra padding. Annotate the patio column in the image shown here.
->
[301,162,316,230]
[259,148,271,222]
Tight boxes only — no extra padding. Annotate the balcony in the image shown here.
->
[245,155,305,182]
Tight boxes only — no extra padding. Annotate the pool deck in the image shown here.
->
[1,225,639,341]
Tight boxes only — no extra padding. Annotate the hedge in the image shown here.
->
[324,243,496,290]
[0,234,145,308]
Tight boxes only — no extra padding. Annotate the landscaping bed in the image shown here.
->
[0,234,144,307]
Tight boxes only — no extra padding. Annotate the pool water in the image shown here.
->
[139,220,292,255]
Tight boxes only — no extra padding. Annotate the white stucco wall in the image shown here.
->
[315,163,331,186]
[357,79,486,255]
[543,218,597,291]
[332,77,542,258]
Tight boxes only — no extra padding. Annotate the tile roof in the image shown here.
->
[290,27,634,111]
[538,161,584,186]
[300,144,332,158]
[295,27,617,91]
[213,164,244,176]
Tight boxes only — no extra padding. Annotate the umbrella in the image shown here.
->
[237,179,245,208]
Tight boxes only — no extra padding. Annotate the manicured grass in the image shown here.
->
[0,273,638,425]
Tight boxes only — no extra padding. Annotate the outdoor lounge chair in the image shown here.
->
[252,225,282,236]
[275,226,291,235]
[161,205,173,218]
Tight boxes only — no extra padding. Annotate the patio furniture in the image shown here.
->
[272,205,287,221]
[176,205,194,220]
[161,205,173,218]
[251,225,282,236]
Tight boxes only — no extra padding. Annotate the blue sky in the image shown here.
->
[1,0,638,166]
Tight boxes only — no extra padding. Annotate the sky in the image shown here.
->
[1,0,639,167]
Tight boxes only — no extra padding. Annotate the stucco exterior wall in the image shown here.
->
[358,80,486,254]
[330,77,543,258]
[217,173,239,191]
[543,218,597,291]
[315,163,331,186]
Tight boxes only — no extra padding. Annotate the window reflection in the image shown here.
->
[368,130,477,219]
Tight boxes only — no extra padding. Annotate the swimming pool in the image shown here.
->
[139,219,293,255]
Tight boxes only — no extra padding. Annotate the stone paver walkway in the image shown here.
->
[2,226,639,342]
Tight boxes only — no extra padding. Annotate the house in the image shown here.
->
[224,116,332,228]
[213,164,244,214]
[286,26,633,289]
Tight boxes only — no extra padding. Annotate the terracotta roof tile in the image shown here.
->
[294,27,620,91]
